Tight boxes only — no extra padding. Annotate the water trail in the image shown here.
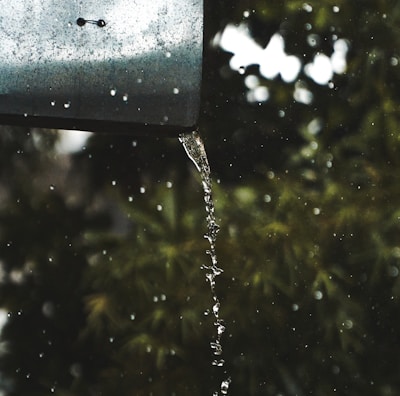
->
[179,130,231,396]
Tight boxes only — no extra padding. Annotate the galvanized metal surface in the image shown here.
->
[0,0,203,134]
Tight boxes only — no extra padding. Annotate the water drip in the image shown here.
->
[179,130,230,395]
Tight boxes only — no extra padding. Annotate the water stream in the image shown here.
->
[179,131,231,396]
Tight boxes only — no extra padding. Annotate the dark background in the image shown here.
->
[1,0,400,395]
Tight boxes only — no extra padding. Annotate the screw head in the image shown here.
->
[76,18,86,26]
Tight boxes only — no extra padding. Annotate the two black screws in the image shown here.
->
[76,17,106,28]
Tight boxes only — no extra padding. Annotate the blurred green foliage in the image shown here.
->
[1,0,400,395]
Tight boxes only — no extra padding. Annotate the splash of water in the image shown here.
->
[179,131,231,396]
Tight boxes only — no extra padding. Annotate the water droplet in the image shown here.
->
[109,337,114,343]
[332,5,340,13]
[392,247,400,258]
[292,303,299,311]
[130,313,136,320]
[63,101,71,109]
[314,290,323,300]
[264,194,271,203]
[110,88,117,96]
[165,51,171,58]
[217,324,226,335]
[137,78,143,84]
[343,319,353,329]
[206,272,216,287]
[49,184,55,191]
[160,294,166,301]
[140,186,146,194]
[69,362,82,378]
[111,180,117,186]
[238,66,246,75]
[313,207,321,215]
[153,296,159,302]
[173,87,180,94]
[122,93,129,102]
[50,100,56,106]
[156,204,163,211]
[166,181,173,188]
[220,378,231,395]
[212,302,220,316]
[389,266,399,277]
[210,341,222,355]
[39,352,44,358]
[42,301,55,317]
[212,266,223,276]
[128,196,133,202]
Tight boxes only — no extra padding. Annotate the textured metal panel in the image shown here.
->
[0,0,203,133]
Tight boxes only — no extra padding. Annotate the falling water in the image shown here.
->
[179,131,231,396]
